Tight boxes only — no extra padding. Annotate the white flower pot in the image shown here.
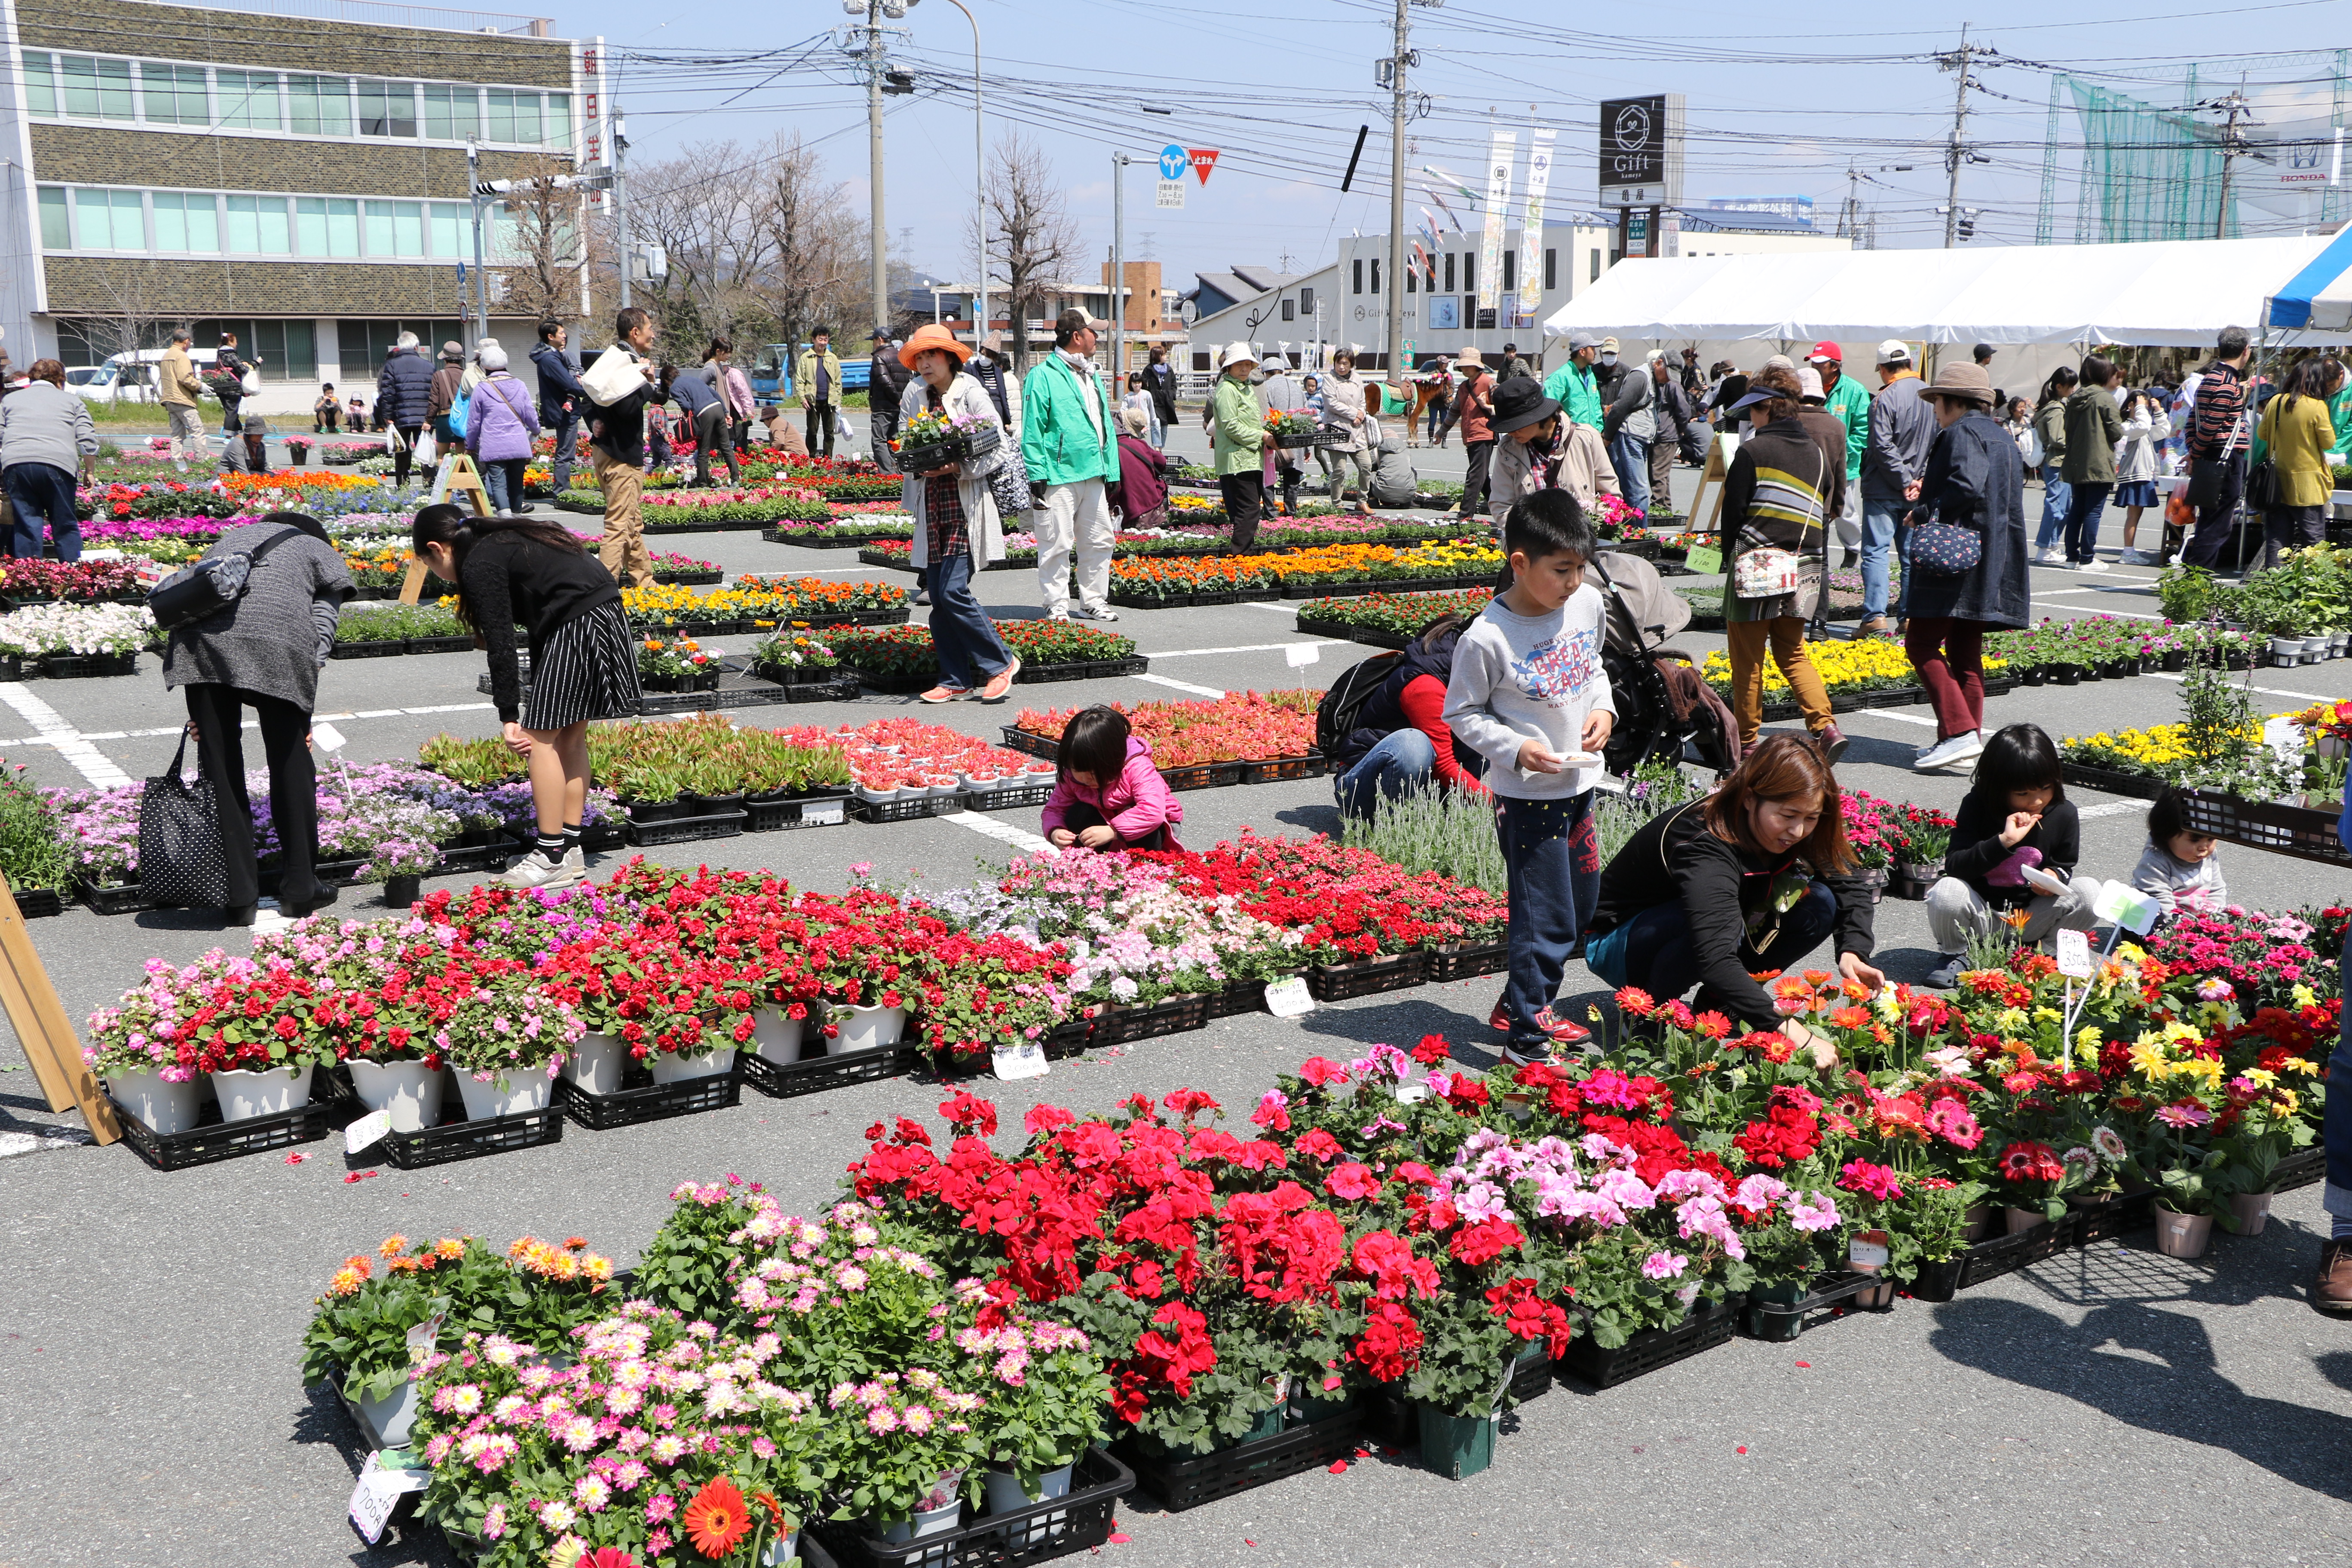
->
[454,1069,554,1121]
[347,1059,444,1133]
[564,1032,628,1094]
[106,1067,201,1135]
[752,1010,805,1065]
[984,1463,1074,1548]
[758,1528,799,1565]
[650,1046,736,1084]
[879,1499,963,1547]
[213,1063,315,1123]
[354,1377,420,1449]
[833,1004,908,1056]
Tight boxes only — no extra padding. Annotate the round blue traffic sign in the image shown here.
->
[1158,143,1189,182]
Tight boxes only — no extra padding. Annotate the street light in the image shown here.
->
[935,0,986,354]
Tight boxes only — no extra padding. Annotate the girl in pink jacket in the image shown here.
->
[1041,707,1183,852]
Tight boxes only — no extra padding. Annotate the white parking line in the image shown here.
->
[1146,640,1344,658]
[1842,708,1938,727]
[0,683,132,787]
[942,809,1055,855]
[1131,673,1226,698]
[0,702,500,752]
[2143,672,2342,702]
[2030,601,2164,621]
[2077,802,2143,818]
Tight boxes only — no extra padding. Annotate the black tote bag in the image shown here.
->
[138,730,229,909]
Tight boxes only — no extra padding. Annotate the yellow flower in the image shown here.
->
[2244,1068,2278,1088]
[2278,1089,2301,1114]
[378,1234,409,1257]
[2285,1056,2319,1076]
[2075,1025,2103,1051]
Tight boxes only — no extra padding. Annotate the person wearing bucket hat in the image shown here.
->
[1211,341,1268,547]
[1453,349,1497,519]
[1859,338,1933,634]
[1902,360,2027,774]
[1542,333,1603,430]
[895,321,1020,705]
[1485,376,1561,521]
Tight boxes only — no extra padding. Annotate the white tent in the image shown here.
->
[1543,236,2346,348]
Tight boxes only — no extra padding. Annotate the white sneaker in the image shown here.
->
[2073,559,2109,573]
[1071,605,1120,622]
[2032,546,2063,566]
[494,851,584,891]
[1925,953,1967,989]
[1914,732,1985,772]
[2118,548,2156,566]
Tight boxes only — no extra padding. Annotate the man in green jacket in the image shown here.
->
[1021,308,1121,621]
[794,329,843,457]
[1543,333,1603,429]
[1211,341,1267,549]
[2058,355,2124,571]
[1806,342,1871,566]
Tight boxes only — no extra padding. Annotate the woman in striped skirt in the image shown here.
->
[1719,364,1847,763]
[411,502,641,890]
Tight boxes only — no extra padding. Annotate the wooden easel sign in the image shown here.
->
[1680,433,1736,577]
[0,872,119,1144]
[400,453,493,605]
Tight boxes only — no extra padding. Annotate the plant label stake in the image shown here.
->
[345,1108,393,1155]
[992,1038,1050,1081]
[1284,640,1319,695]
[348,1452,428,1544]
[1265,976,1316,1017]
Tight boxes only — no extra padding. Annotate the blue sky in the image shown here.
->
[567,0,2351,285]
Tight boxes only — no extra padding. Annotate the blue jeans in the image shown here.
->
[5,462,79,559]
[548,411,579,493]
[1495,791,1600,1049]
[2062,481,2112,564]
[481,457,528,514]
[2034,464,2072,551]
[1860,498,1907,619]
[1608,431,1652,516]
[925,545,1010,692]
[1587,880,1840,1011]
[1335,729,1435,819]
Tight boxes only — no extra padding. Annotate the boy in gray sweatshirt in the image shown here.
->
[1444,490,1615,1059]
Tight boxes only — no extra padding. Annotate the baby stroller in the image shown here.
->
[1588,549,1736,777]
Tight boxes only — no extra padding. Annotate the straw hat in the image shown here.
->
[898,323,972,370]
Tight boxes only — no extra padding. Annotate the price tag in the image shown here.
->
[992,1039,1050,1081]
[2054,928,2094,978]
[1264,976,1315,1017]
[311,722,348,753]
[1684,545,1723,576]
[1393,1082,1429,1104]
[345,1108,393,1155]
[2092,881,2161,936]
[1283,643,1321,669]
[404,1311,445,1368]
[803,799,846,827]
[1848,1228,1890,1272]
[348,1455,428,1543]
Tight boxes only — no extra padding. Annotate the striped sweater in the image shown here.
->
[1721,416,1834,622]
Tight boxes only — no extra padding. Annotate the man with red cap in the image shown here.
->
[1806,341,1870,577]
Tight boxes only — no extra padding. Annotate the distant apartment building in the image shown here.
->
[0,0,603,390]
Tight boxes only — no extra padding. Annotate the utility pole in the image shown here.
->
[613,106,631,309]
[1384,0,1409,386]
[1939,24,1979,249]
[937,0,984,350]
[1111,152,1130,383]
[466,139,489,346]
[2208,85,2260,240]
[866,0,890,336]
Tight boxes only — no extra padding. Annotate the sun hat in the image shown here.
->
[1923,361,1995,407]
[479,346,510,372]
[1218,341,1259,371]
[1456,346,1486,368]
[441,340,464,361]
[898,323,973,370]
[1728,384,1789,414]
[1599,336,1621,353]
[1120,404,1149,436]
[1488,376,1562,435]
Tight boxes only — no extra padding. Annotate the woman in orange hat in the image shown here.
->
[896,323,1020,704]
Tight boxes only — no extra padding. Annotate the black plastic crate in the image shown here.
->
[2272,1147,2327,1194]
[627,811,745,846]
[1120,1409,1362,1513]
[1556,1298,1740,1390]
[960,781,1052,813]
[78,878,151,916]
[1956,1213,2078,1290]
[559,1063,742,1130]
[406,635,477,655]
[2058,762,2168,803]
[1042,1018,1095,1059]
[998,727,1058,761]
[329,639,405,660]
[1091,993,1210,1046]
[1202,979,1265,1021]
[2177,787,2351,869]
[1159,761,1244,791]
[107,1087,334,1172]
[1236,752,1327,785]
[812,1446,1134,1568]
[850,792,963,824]
[738,1041,923,1100]
[325,1069,565,1170]
[745,790,851,831]
[2070,1191,2156,1246]
[40,650,139,678]
[1424,940,1507,984]
[1305,951,1428,1002]
[1740,1271,1896,1338]
[11,885,64,919]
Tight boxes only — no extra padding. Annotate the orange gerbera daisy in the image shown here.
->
[683,1475,753,1559]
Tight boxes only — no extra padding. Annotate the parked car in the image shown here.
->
[66,348,224,404]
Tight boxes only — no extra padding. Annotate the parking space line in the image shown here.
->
[0,702,499,753]
[1131,673,1226,698]
[1841,708,1937,727]
[0,683,132,787]
[1145,640,1344,658]
[2143,671,2340,702]
[942,810,1055,855]
[2077,802,2142,818]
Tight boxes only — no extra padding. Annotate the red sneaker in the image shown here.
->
[1489,999,1593,1047]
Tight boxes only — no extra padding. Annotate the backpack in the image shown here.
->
[1314,650,1405,760]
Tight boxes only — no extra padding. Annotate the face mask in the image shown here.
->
[1600,354,1618,367]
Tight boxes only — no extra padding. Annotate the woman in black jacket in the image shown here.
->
[411,503,641,890]
[1585,735,1884,1047]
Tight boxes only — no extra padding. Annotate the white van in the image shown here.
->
[65,347,224,404]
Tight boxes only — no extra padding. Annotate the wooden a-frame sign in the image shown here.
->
[0,873,118,1144]
[1684,432,1733,542]
[398,452,493,605]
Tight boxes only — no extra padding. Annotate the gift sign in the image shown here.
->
[2054,928,2094,978]
[1265,977,1315,1017]
[344,1108,392,1154]
[992,1039,1050,1081]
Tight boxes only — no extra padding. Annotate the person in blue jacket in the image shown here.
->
[533,321,590,495]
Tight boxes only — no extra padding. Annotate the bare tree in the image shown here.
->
[58,264,174,403]
[970,132,1078,374]
[491,152,607,327]
[628,139,782,357]
[738,131,864,381]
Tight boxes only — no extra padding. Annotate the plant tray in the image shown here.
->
[1237,753,1326,784]
[11,886,63,919]
[2058,762,2168,802]
[745,790,850,831]
[2070,1192,2156,1247]
[739,1041,923,1100]
[959,781,1053,813]
[1120,1408,1363,1513]
[1556,1298,1740,1390]
[406,635,478,655]
[39,650,138,678]
[999,727,1059,760]
[559,1066,742,1130]
[1740,1271,1896,1338]
[1956,1214,2076,1290]
[1424,940,1509,984]
[106,1088,334,1172]
[812,1446,1134,1568]
[1305,950,1428,1002]
[77,877,151,916]
[328,639,405,659]
[325,1071,566,1170]
[1042,1018,1096,1059]
[2176,787,2351,869]
[849,792,964,823]
[653,568,724,585]
[1016,656,1150,686]
[2272,1146,2327,1193]
[1092,992,1210,1046]
[1203,978,1266,1021]
[627,810,745,846]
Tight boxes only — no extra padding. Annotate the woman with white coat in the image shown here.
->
[897,323,1020,705]
[2113,389,2173,566]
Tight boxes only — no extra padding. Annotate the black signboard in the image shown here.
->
[1600,95,1667,191]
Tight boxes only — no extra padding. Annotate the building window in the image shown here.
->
[1501,251,1515,292]
[23,54,56,118]
[1590,248,1602,283]
[1351,259,1362,295]
[358,80,417,138]
[1463,254,1476,295]
[487,89,541,145]
[289,75,354,137]
[296,196,361,257]
[1544,248,1557,291]
[1403,261,1415,294]
[1369,258,1380,295]
[365,200,425,257]
[152,191,220,252]
[217,70,281,132]
[140,61,208,126]
[224,194,292,254]
[1280,298,1294,321]
[423,84,481,143]
[1442,254,1454,293]
[36,187,67,248]
[546,93,572,150]
[72,188,144,250]
[1299,286,1314,314]
[62,56,135,121]
[430,203,470,259]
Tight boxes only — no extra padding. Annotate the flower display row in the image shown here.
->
[616,578,906,631]
[1013,691,1319,769]
[2060,711,2296,785]
[1296,587,1493,640]
[825,620,1136,682]
[1987,616,2259,677]
[774,718,1049,798]
[1108,539,1500,600]
[1700,637,2003,701]
[0,601,156,657]
[420,716,849,807]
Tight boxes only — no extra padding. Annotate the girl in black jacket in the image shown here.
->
[1923,723,2110,987]
[411,504,640,891]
